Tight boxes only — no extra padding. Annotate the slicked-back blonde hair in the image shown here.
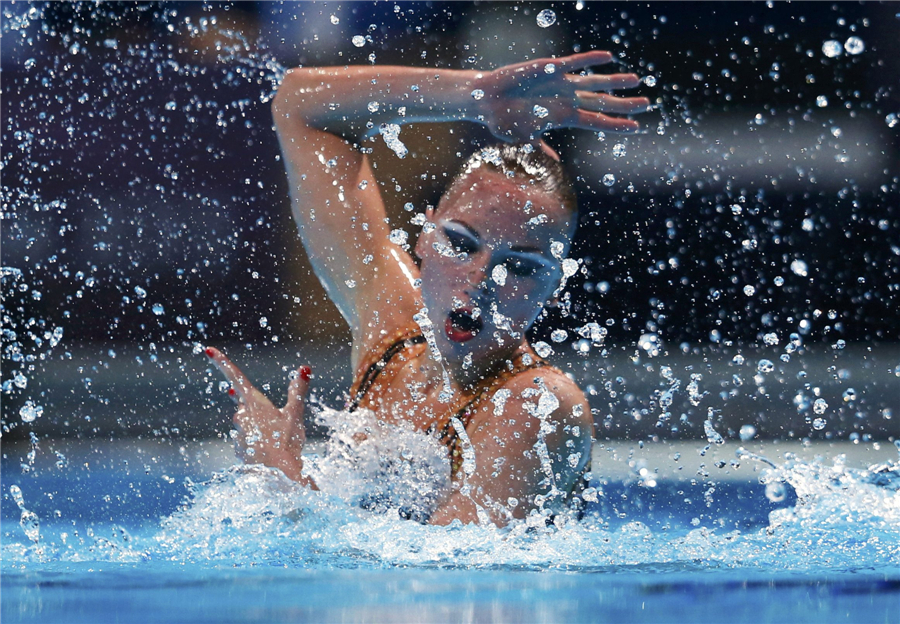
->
[441,143,577,215]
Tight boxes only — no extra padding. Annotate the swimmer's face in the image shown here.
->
[416,168,575,370]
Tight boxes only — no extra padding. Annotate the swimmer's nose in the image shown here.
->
[465,253,491,288]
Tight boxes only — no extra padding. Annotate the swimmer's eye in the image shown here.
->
[444,227,479,255]
[503,257,544,278]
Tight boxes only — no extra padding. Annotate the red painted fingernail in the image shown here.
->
[205,348,214,358]
[228,388,236,396]
[299,365,312,381]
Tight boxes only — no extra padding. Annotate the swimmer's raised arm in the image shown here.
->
[271,52,648,364]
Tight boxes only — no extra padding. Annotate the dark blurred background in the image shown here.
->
[2,2,898,445]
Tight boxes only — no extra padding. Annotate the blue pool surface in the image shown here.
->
[2,440,898,624]
[4,565,898,624]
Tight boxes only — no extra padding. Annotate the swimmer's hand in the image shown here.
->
[205,347,316,488]
[473,50,651,141]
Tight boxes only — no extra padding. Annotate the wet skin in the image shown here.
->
[208,52,648,524]
[416,167,575,386]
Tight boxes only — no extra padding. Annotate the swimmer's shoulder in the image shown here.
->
[492,364,593,434]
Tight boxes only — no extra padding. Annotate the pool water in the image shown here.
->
[5,565,897,624]
[2,3,899,622]
[3,437,898,623]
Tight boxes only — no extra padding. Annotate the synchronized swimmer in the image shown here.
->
[206,51,649,525]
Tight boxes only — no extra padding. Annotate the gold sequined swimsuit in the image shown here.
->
[348,326,549,480]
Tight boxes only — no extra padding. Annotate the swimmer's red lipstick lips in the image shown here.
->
[445,307,483,343]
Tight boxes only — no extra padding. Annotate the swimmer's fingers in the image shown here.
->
[492,51,612,84]
[569,73,643,92]
[204,346,254,398]
[574,109,641,133]
[554,50,615,72]
[283,365,311,425]
[576,92,652,115]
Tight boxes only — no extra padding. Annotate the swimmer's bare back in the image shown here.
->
[209,52,649,525]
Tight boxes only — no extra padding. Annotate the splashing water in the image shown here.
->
[2,4,898,604]
[4,441,897,575]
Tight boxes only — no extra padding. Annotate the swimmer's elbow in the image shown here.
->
[272,69,312,124]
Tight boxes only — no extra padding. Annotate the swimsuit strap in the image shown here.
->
[348,325,426,412]
[439,354,553,480]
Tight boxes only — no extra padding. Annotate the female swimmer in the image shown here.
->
[206,51,649,525]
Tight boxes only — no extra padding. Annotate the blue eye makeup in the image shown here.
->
[503,256,542,277]
[442,222,479,255]
[439,220,557,280]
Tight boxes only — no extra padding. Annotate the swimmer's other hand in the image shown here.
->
[205,346,316,488]
[473,50,651,142]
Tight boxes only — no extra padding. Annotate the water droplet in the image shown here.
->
[732,354,745,365]
[470,89,484,100]
[151,303,165,316]
[643,75,657,87]
[612,143,626,158]
[843,388,857,402]
[739,424,757,441]
[731,204,742,215]
[561,258,579,277]
[763,332,779,346]
[813,398,828,415]
[379,123,407,158]
[491,264,507,286]
[812,417,827,430]
[821,40,842,58]
[743,285,756,296]
[352,35,366,47]
[389,229,409,248]
[134,286,147,298]
[543,63,556,74]
[885,113,898,128]
[536,9,557,28]
[24,58,36,70]
[757,359,775,373]
[550,329,568,343]
[367,101,380,113]
[550,241,565,259]
[48,326,63,348]
[704,418,725,445]
[843,36,864,55]
[330,15,340,25]
[602,173,616,187]
[532,104,549,119]
[790,259,809,277]
[19,400,43,423]
[816,95,829,108]
[765,481,787,502]
[638,333,661,357]
[534,341,553,358]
